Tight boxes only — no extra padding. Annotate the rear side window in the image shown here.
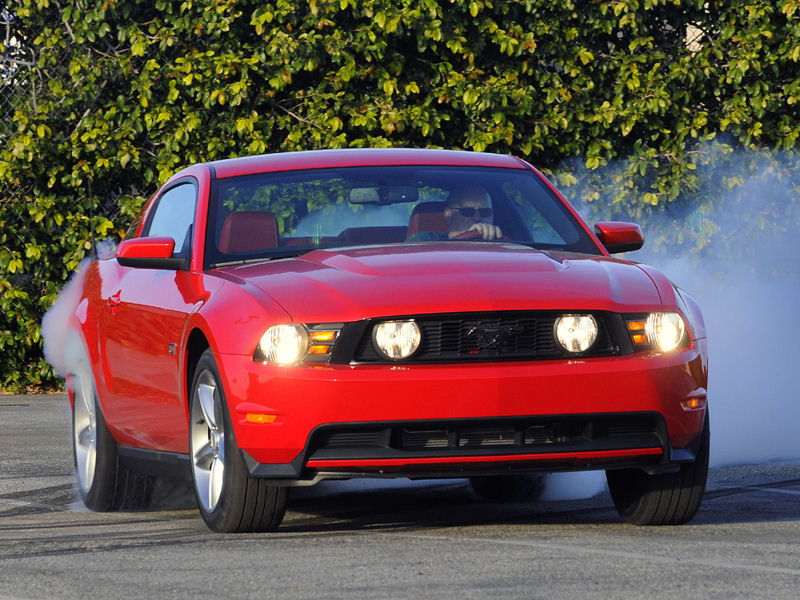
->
[144,182,197,257]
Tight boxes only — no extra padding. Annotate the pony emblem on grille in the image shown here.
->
[465,324,523,350]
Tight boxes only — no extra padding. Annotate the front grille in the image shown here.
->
[351,311,618,363]
[306,414,664,462]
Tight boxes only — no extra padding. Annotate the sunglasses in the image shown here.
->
[453,207,494,218]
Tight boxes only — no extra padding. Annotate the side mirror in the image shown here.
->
[594,222,644,253]
[116,237,188,270]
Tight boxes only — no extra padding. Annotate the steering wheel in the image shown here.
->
[453,229,509,241]
[453,229,484,240]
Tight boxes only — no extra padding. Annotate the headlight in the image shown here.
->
[259,324,308,365]
[626,312,688,352]
[645,312,686,352]
[372,320,421,360]
[555,314,598,353]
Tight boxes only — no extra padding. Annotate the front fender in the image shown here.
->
[635,263,707,339]
[180,272,293,416]
[187,273,292,357]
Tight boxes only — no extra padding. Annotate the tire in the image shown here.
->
[189,349,287,533]
[469,474,545,502]
[70,349,153,511]
[606,413,710,526]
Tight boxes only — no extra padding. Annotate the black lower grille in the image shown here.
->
[306,414,664,462]
[456,427,517,448]
[351,311,618,363]
[313,430,386,448]
[400,429,450,449]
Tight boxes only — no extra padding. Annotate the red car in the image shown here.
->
[65,149,709,532]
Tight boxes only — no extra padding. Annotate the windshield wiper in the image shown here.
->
[210,249,308,268]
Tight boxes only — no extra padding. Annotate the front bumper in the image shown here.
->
[217,341,708,483]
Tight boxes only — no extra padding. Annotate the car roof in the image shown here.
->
[207,148,528,179]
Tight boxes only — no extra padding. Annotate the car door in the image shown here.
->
[98,179,200,452]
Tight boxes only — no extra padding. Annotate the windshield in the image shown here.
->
[205,165,600,268]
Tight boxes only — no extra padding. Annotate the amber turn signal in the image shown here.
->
[246,413,277,424]
[681,397,706,411]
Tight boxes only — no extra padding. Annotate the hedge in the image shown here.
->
[1,0,798,390]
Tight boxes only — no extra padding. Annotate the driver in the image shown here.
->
[444,185,503,240]
[409,185,503,241]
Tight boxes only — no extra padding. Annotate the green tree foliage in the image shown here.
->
[1,0,798,390]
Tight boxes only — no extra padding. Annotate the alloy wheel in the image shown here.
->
[191,370,226,512]
[73,367,98,494]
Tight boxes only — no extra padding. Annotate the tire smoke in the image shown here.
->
[541,148,800,501]
[41,241,117,379]
[41,260,91,379]
[583,148,800,468]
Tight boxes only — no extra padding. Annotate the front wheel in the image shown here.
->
[606,413,710,525]
[189,349,287,532]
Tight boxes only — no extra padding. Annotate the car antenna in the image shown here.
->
[88,177,97,259]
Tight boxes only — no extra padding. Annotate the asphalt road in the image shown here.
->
[1,394,799,599]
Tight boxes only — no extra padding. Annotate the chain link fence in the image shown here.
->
[1,7,108,390]
[1,8,33,205]
[1,8,37,304]
[2,6,129,247]
[2,8,94,233]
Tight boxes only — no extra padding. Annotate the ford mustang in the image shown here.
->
[64,148,709,532]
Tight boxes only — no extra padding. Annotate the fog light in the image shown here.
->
[373,320,421,360]
[555,314,598,353]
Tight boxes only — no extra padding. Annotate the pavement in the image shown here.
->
[1,394,799,599]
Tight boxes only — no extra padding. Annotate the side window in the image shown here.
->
[123,202,148,241]
[502,181,571,245]
[145,182,197,257]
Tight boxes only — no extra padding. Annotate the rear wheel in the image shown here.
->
[70,349,153,511]
[189,349,287,532]
[606,413,709,525]
[469,474,545,502]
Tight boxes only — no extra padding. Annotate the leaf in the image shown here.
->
[577,49,594,65]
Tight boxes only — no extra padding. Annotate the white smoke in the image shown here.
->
[540,148,800,500]
[538,471,608,501]
[41,259,91,379]
[681,275,799,466]
[590,148,800,468]
[41,240,117,379]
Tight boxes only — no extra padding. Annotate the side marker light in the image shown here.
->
[246,413,277,424]
[681,397,707,411]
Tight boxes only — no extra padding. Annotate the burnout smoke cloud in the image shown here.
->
[41,241,118,380]
[538,147,800,502]
[572,146,800,467]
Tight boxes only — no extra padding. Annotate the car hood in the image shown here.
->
[215,243,664,322]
